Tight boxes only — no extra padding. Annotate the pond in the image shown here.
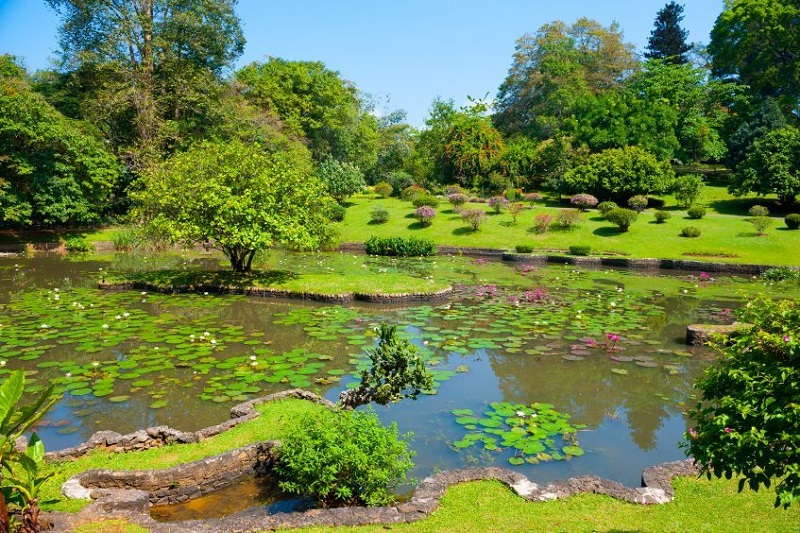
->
[1,251,795,494]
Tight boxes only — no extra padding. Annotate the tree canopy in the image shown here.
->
[730,126,800,205]
[645,2,692,64]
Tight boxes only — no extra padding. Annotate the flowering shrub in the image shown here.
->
[507,202,524,223]
[533,212,554,233]
[628,195,648,212]
[522,192,543,205]
[570,194,598,211]
[446,193,469,209]
[557,209,581,228]
[488,196,509,214]
[413,206,437,227]
[461,208,487,231]
[373,181,393,198]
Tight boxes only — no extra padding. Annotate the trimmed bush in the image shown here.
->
[444,185,467,195]
[654,210,672,223]
[557,209,581,228]
[569,245,592,256]
[370,205,390,224]
[446,193,469,209]
[786,213,800,230]
[63,236,94,253]
[401,184,426,201]
[411,193,440,208]
[681,226,701,238]
[325,203,347,222]
[570,194,598,211]
[364,236,436,257]
[748,205,770,217]
[515,244,535,253]
[413,206,437,227]
[275,408,414,507]
[597,201,618,216]
[487,196,509,213]
[460,208,487,231]
[605,208,638,231]
[687,206,706,219]
[373,181,393,198]
[628,195,649,212]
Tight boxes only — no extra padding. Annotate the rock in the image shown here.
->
[686,322,751,345]
[61,478,93,500]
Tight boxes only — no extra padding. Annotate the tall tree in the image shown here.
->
[730,126,800,205]
[709,0,800,117]
[494,18,638,140]
[45,0,245,163]
[645,2,693,64]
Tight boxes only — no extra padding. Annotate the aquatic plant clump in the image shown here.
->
[451,402,586,465]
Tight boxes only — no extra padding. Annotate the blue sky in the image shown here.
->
[0,0,723,127]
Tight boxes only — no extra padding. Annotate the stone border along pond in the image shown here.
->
[47,389,701,532]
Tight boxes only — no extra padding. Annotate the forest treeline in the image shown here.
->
[1,0,799,228]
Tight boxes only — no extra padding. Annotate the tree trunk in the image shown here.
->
[0,489,10,533]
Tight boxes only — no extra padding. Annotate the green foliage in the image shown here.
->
[411,193,440,209]
[654,210,672,223]
[63,236,93,253]
[673,174,704,208]
[732,127,800,205]
[317,158,366,204]
[111,228,139,252]
[515,244,535,253]
[785,213,800,230]
[401,184,426,201]
[133,139,334,272]
[341,324,435,409]
[681,226,701,238]
[569,245,592,256]
[762,267,800,282]
[727,97,787,167]
[441,114,506,190]
[533,212,554,233]
[748,205,769,217]
[604,208,638,232]
[364,236,436,257]
[460,208,487,231]
[748,216,772,235]
[687,206,706,219]
[645,1,692,64]
[597,201,618,216]
[275,408,414,507]
[373,182,393,198]
[562,146,675,200]
[627,195,649,212]
[487,196,509,214]
[325,203,347,223]
[369,206,390,225]
[684,296,800,508]
[557,209,581,229]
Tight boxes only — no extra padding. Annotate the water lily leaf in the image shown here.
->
[562,445,584,457]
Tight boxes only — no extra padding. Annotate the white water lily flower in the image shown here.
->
[65,372,72,378]
[102,324,109,329]
[92,361,99,367]
[0,360,6,367]
[40,324,49,329]
[250,355,257,360]
[123,312,130,317]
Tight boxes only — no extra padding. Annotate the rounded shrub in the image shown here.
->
[681,226,701,238]
[64,236,94,253]
[687,206,706,219]
[446,193,469,209]
[628,195,649,212]
[569,245,592,256]
[461,208,487,231]
[605,208,639,232]
[364,236,436,257]
[515,244,535,253]
[411,193,440,208]
[401,184,426,201]
[444,185,467,195]
[370,205,390,224]
[413,206,437,227]
[373,181,393,198]
[503,187,522,201]
[522,192,543,205]
[325,203,347,222]
[785,213,800,230]
[748,205,770,217]
[654,210,672,223]
[487,196,509,213]
[570,194,599,211]
[597,201,618,217]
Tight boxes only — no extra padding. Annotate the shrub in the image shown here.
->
[521,192,543,205]
[569,194,598,211]
[507,202,524,223]
[786,213,800,230]
[556,209,581,228]
[597,201,618,216]
[364,236,436,257]
[487,196,509,214]
[687,206,706,219]
[515,244,534,253]
[387,172,415,195]
[275,408,414,507]
[605,208,638,231]
[63,236,94,253]
[411,193,440,208]
[325,203,347,222]
[370,206,390,224]
[749,215,771,235]
[569,245,592,256]
[762,267,800,282]
[681,226,701,238]
[446,193,469,209]
[401,184,426,201]
[111,228,138,252]
[654,210,672,223]
[317,158,365,204]
[373,181,393,198]
[748,205,770,217]
[460,208,487,231]
[503,187,522,201]
[673,173,704,207]
[533,212,554,233]
[628,195,649,212]
[413,206,437,227]
[444,185,467,195]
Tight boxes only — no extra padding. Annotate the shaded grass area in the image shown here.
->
[295,477,800,533]
[339,186,800,265]
[40,399,327,513]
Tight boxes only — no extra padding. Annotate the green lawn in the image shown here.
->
[337,187,800,265]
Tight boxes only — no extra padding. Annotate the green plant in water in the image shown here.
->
[451,402,586,465]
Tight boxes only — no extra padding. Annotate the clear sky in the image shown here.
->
[0,0,724,127]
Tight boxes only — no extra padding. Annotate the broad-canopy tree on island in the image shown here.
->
[316,157,365,204]
[645,2,693,64]
[133,140,335,272]
[730,126,800,205]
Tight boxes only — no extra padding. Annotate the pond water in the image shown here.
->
[1,252,795,496]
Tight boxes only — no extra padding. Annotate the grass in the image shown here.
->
[39,398,328,513]
[337,187,800,265]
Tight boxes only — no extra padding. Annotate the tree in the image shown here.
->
[441,114,506,190]
[726,97,787,167]
[494,18,638,139]
[645,2,693,64]
[561,146,675,200]
[0,55,122,228]
[709,0,800,117]
[0,371,59,533]
[684,296,800,508]
[133,140,335,272]
[317,157,365,204]
[45,0,245,161]
[730,126,800,205]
